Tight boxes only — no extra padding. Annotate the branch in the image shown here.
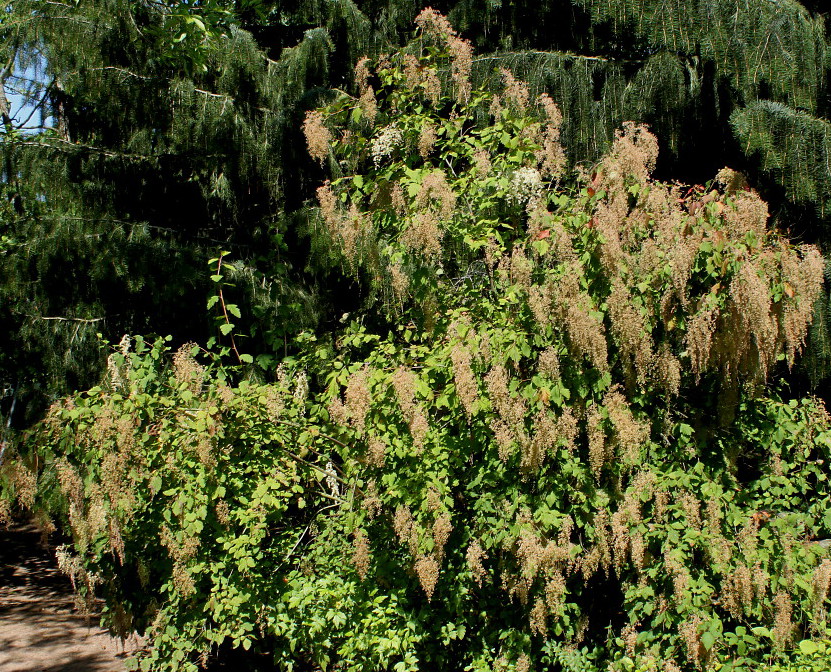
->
[14,80,55,130]
[86,67,153,81]
[284,449,362,496]
[10,138,154,160]
[27,316,105,323]
[271,418,351,451]
[473,50,644,65]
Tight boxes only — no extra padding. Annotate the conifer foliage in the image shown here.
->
[2,0,831,403]
[7,12,831,672]
[0,0,831,404]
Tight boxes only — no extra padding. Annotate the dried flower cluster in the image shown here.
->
[414,7,472,102]
[345,366,373,435]
[391,366,429,449]
[172,343,204,396]
[303,110,331,164]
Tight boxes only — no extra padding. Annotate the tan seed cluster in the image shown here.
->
[679,491,702,532]
[467,540,488,586]
[0,498,10,528]
[361,480,382,518]
[355,57,371,92]
[679,614,703,668]
[433,513,453,559]
[303,110,331,164]
[492,419,515,462]
[510,245,533,289]
[418,123,437,158]
[528,283,552,328]
[345,367,372,434]
[686,304,719,380]
[402,211,443,258]
[773,591,794,649]
[530,597,548,637]
[486,365,524,426]
[173,343,205,396]
[8,461,37,510]
[812,559,831,619]
[355,57,378,126]
[415,554,440,601]
[328,396,349,426]
[781,245,825,365]
[473,150,492,176]
[317,183,371,264]
[723,563,754,618]
[552,267,608,373]
[604,387,649,466]
[389,260,410,301]
[538,347,560,379]
[724,189,768,241]
[451,344,479,418]
[587,406,606,478]
[607,281,653,389]
[215,499,230,527]
[393,504,418,554]
[413,8,472,102]
[353,529,371,580]
[536,93,566,179]
[392,366,429,449]
[500,68,530,111]
[359,86,378,126]
[416,170,456,220]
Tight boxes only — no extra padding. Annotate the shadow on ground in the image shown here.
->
[0,522,140,672]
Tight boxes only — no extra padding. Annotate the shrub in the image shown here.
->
[6,11,831,672]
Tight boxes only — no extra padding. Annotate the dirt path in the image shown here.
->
[0,523,140,672]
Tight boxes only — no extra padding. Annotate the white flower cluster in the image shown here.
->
[506,167,544,206]
[371,124,403,168]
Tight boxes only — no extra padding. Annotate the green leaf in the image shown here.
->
[226,304,241,319]
[701,631,716,651]
[799,640,819,656]
[219,323,235,336]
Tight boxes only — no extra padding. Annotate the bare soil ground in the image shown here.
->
[0,522,141,672]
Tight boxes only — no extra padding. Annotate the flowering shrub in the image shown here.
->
[5,9,831,672]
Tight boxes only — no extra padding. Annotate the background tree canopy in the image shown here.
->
[5,2,831,672]
[2,0,831,413]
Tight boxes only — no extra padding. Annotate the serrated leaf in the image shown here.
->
[219,323,234,336]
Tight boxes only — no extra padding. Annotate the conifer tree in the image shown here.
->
[3,0,831,407]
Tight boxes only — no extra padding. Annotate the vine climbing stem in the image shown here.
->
[215,252,243,366]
